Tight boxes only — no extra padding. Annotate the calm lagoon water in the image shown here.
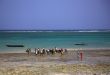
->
[0,31,110,52]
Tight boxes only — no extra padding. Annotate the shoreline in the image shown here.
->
[0,48,110,53]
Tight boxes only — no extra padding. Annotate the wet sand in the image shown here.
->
[0,49,110,75]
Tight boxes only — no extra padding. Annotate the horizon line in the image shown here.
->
[0,29,110,31]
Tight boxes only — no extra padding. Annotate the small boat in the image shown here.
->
[6,45,24,47]
[74,43,85,45]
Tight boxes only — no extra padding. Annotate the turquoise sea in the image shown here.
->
[0,30,110,52]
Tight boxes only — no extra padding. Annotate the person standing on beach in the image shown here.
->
[46,49,50,55]
[77,50,83,61]
[40,48,43,56]
[35,48,38,55]
[55,47,57,53]
[42,48,46,55]
[63,48,68,55]
[60,48,64,55]
[26,48,29,55]
[26,48,31,55]
[37,48,40,55]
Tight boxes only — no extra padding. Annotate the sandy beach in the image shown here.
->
[0,49,110,75]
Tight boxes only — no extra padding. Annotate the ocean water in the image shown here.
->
[0,31,110,52]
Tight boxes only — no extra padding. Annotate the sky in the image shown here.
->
[0,0,110,30]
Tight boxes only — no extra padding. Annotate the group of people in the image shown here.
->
[26,47,68,56]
